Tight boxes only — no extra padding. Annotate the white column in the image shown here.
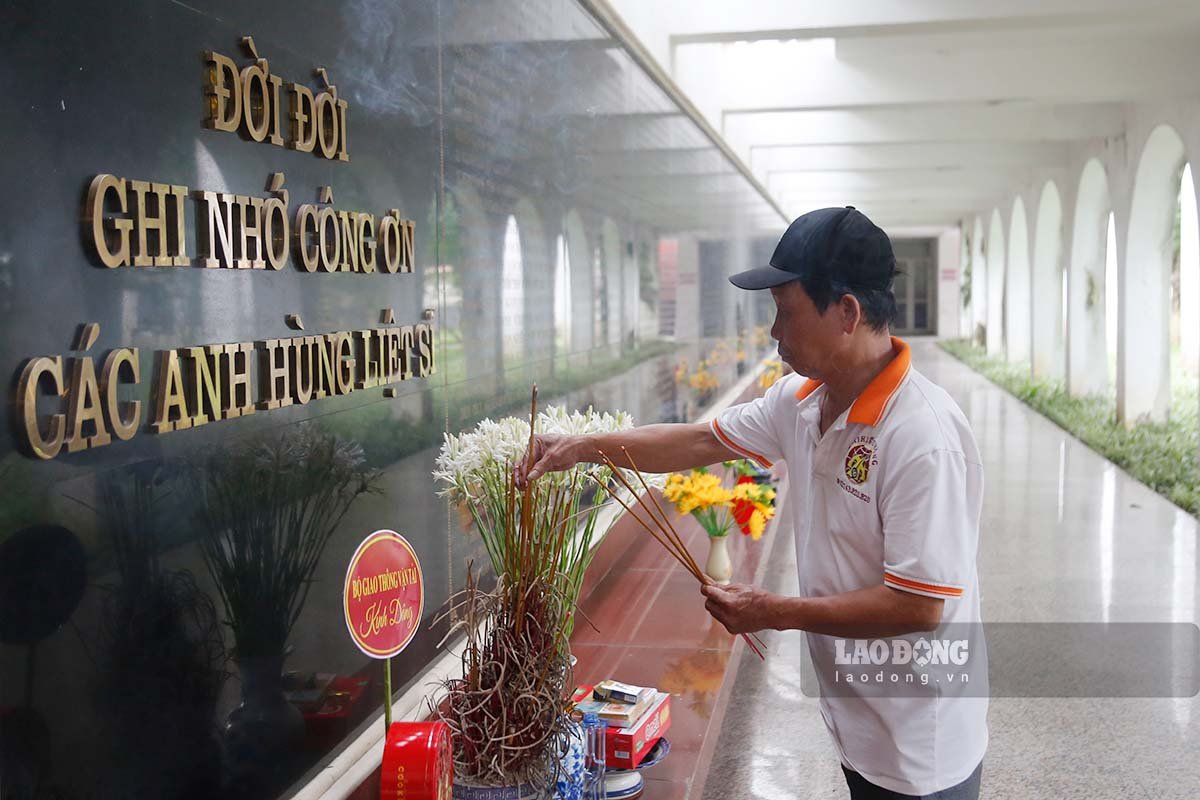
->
[936,228,961,338]
[1067,161,1111,398]
[971,218,987,345]
[1118,125,1182,425]
[1006,198,1032,364]
[986,210,1006,356]
[1032,183,1065,381]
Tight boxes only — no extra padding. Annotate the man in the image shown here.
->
[519,207,986,799]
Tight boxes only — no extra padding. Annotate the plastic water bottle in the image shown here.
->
[582,712,606,800]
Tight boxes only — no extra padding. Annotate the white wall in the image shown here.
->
[936,228,962,338]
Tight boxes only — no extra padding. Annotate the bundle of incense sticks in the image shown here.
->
[592,447,767,661]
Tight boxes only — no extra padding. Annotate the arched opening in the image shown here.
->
[1121,124,1186,423]
[552,232,571,355]
[1032,181,1065,380]
[592,243,607,353]
[971,217,986,345]
[986,209,1006,356]
[1105,212,1118,381]
[553,232,572,356]
[501,214,524,365]
[1183,161,1200,473]
[1067,159,1112,397]
[1175,164,1199,381]
[1006,197,1032,364]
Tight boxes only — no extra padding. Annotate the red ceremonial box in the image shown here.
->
[605,692,671,770]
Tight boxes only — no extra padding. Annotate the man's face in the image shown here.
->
[769,281,846,379]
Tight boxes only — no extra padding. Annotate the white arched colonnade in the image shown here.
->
[963,120,1200,428]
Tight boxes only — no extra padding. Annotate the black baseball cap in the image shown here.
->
[729,206,896,291]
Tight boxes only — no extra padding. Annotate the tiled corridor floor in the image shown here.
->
[699,339,1200,799]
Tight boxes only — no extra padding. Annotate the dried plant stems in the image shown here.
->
[433,573,574,787]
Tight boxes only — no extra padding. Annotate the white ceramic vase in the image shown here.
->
[705,535,733,585]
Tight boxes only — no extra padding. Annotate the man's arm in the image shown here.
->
[519,422,735,484]
[702,582,943,639]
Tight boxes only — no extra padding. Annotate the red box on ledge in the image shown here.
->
[605,692,671,770]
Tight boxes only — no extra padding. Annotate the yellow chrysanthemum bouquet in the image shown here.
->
[661,461,776,540]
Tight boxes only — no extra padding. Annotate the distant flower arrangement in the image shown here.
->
[759,359,784,390]
[687,365,720,395]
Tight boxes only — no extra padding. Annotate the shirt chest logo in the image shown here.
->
[843,435,877,485]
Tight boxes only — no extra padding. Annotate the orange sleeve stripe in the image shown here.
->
[883,571,964,598]
[710,419,774,469]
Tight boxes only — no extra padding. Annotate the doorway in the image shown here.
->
[891,238,937,335]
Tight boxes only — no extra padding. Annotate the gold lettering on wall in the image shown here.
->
[225,342,256,419]
[416,323,435,377]
[258,338,293,410]
[18,37,438,461]
[86,175,133,268]
[291,336,317,404]
[17,356,67,460]
[151,350,192,435]
[205,39,350,162]
[185,344,224,427]
[65,340,111,452]
[203,51,242,133]
[129,180,188,267]
[14,318,437,458]
[334,332,355,395]
[87,171,411,275]
[100,347,142,441]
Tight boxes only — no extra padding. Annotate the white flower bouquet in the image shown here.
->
[434,404,659,619]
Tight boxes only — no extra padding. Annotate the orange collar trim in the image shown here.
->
[793,337,912,426]
[795,378,822,402]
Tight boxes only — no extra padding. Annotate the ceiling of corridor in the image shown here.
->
[607,0,1200,234]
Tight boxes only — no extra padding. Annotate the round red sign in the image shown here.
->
[343,530,424,659]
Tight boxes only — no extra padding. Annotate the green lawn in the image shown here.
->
[939,339,1200,516]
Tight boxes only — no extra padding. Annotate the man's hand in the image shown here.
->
[701,582,780,635]
[516,422,740,487]
[703,583,944,639]
[515,433,581,487]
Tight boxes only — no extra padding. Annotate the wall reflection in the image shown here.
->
[0,0,781,797]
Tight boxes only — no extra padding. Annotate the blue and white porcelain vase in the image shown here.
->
[553,721,586,800]
[451,721,586,800]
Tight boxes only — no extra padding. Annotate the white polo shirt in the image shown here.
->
[711,338,987,796]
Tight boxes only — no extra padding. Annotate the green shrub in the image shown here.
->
[939,339,1200,516]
